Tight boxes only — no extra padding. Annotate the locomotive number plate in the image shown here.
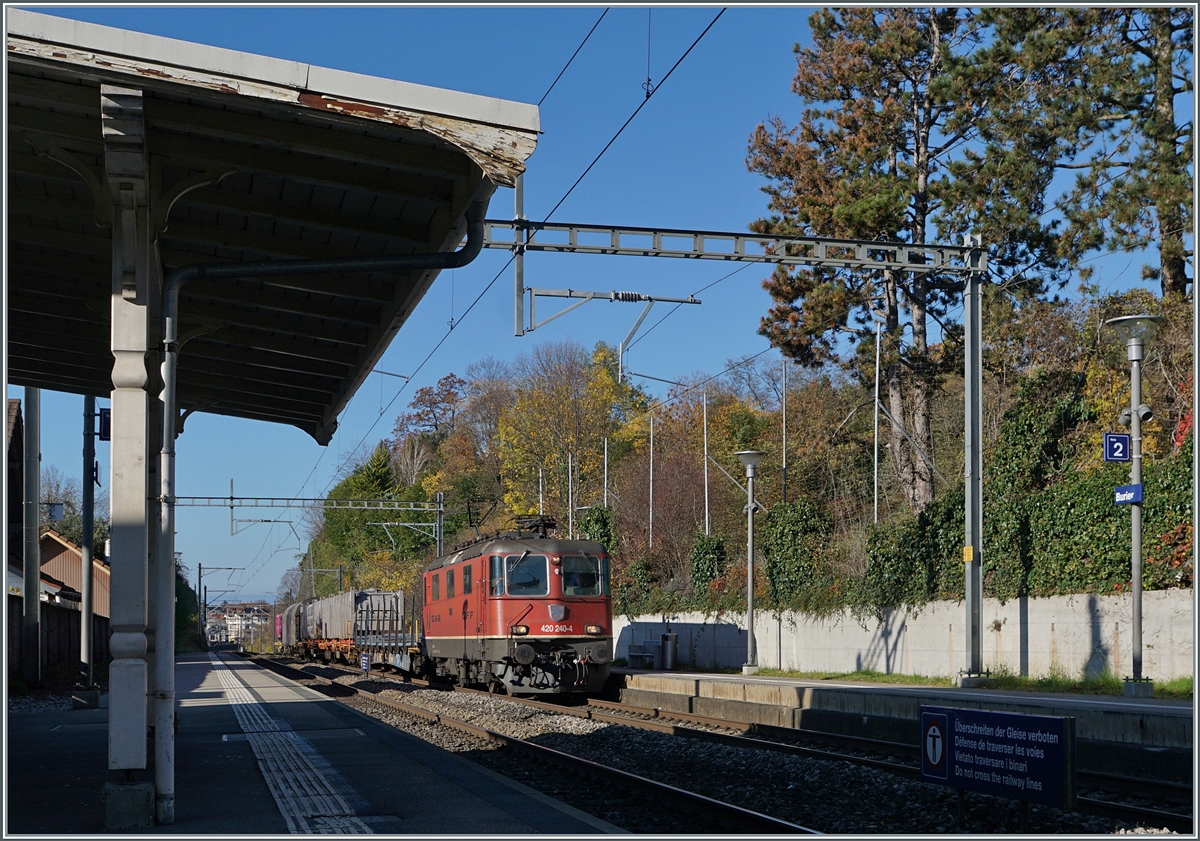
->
[540,624,575,633]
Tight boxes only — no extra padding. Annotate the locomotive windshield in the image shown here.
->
[560,554,609,596]
[504,553,549,596]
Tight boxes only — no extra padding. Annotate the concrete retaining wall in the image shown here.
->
[614,589,1194,681]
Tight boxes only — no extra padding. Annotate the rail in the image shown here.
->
[249,654,816,834]
[251,655,1194,834]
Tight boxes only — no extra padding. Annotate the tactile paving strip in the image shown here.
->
[209,654,397,834]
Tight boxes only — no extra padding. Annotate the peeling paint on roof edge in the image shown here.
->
[6,8,539,186]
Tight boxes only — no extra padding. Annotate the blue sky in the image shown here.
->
[6,6,1166,601]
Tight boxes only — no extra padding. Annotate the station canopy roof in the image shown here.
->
[6,9,539,443]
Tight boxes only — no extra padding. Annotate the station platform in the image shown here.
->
[611,668,1195,782]
[6,652,622,834]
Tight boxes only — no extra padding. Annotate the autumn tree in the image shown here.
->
[392,373,467,441]
[317,442,434,587]
[40,465,110,554]
[974,8,1194,299]
[418,358,516,537]
[747,8,1066,513]
[496,341,644,525]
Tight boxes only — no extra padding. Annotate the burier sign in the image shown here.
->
[920,706,1076,809]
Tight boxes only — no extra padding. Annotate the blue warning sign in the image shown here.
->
[920,706,1076,809]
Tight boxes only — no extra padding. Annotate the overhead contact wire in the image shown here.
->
[309,8,727,496]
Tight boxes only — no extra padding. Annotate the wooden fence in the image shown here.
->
[7,594,111,681]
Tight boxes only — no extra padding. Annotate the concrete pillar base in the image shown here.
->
[742,665,760,675]
[72,687,100,709]
[102,782,155,830]
[957,675,994,689]
[1123,679,1154,698]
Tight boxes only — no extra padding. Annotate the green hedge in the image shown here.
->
[855,370,1193,618]
[613,369,1193,622]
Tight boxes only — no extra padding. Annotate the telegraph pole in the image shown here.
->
[961,237,985,685]
[79,395,98,696]
[23,387,41,687]
[781,360,788,505]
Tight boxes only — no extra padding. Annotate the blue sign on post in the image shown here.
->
[920,706,1076,809]
[1114,484,1143,505]
[1103,433,1131,462]
[360,653,370,672]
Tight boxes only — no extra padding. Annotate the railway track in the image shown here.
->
[572,698,1195,833]
[249,654,814,834]
[252,654,1193,834]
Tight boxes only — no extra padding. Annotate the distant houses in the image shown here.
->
[206,602,271,645]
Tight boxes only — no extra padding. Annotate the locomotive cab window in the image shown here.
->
[432,573,440,601]
[489,556,504,595]
[462,564,472,594]
[505,553,548,597]
[446,569,455,599]
[561,554,609,596]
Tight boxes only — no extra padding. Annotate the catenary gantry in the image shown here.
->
[5,8,538,825]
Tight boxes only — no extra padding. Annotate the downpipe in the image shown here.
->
[154,200,486,824]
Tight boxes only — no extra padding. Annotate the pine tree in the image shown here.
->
[747,9,1064,512]
[977,8,1194,299]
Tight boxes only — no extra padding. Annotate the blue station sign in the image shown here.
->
[1103,433,1131,462]
[360,653,370,672]
[1114,484,1143,505]
[920,706,1076,809]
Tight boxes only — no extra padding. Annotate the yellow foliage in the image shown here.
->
[421,470,446,499]
[357,552,425,594]
[496,341,642,519]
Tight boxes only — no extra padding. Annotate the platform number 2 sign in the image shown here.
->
[1104,433,1131,462]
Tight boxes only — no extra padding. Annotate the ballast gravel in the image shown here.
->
[320,671,1179,835]
[7,693,74,714]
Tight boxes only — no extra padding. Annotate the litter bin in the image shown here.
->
[661,632,677,670]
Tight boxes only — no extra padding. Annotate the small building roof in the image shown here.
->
[6,399,20,451]
[39,527,111,568]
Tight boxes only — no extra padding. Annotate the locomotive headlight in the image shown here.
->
[511,625,529,636]
[585,624,603,635]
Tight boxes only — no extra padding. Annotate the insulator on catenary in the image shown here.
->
[612,291,644,302]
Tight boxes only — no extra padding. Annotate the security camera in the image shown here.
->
[1118,409,1132,427]
[1136,404,1153,423]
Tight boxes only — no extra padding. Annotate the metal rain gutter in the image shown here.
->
[154,198,487,821]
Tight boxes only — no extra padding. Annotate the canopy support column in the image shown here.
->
[103,84,153,777]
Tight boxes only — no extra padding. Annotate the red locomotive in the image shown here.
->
[279,516,613,696]
[420,517,613,695]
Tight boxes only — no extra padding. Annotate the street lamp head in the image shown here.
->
[1118,408,1132,428]
[1106,314,1163,344]
[1136,404,1153,423]
[735,450,766,477]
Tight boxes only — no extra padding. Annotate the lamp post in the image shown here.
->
[736,451,765,676]
[1106,314,1162,698]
